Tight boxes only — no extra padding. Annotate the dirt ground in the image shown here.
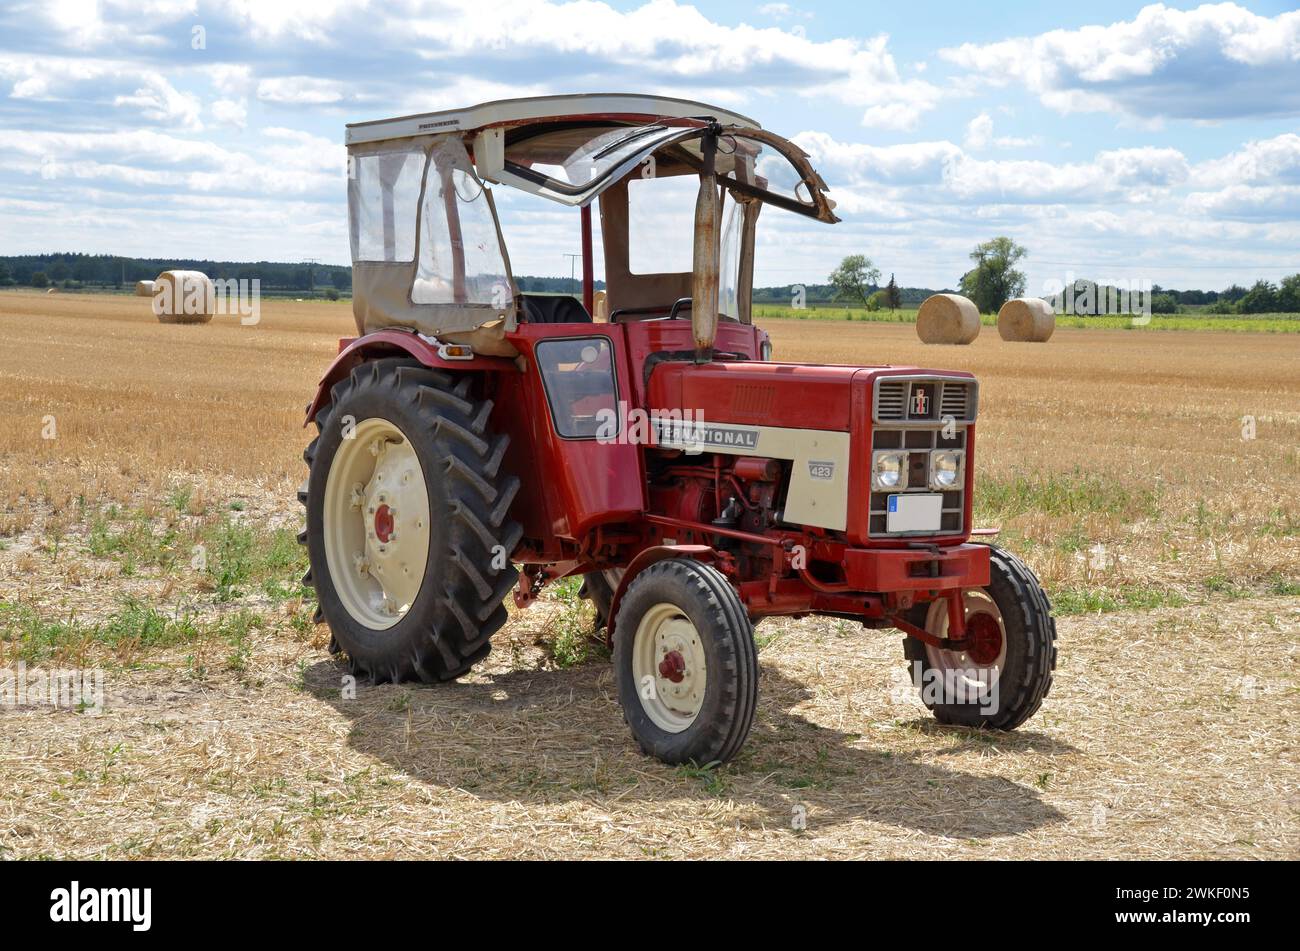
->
[1,597,1296,858]
[0,290,1296,859]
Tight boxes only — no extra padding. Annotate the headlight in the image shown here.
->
[930,450,963,490]
[760,339,774,361]
[872,451,908,490]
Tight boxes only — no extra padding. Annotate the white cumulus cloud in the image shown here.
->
[940,3,1300,120]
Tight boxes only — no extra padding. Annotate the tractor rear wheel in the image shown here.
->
[301,359,521,683]
[902,545,1056,729]
[613,559,757,765]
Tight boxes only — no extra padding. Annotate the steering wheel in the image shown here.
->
[609,298,693,324]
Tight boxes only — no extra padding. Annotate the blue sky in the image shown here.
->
[1,0,1298,292]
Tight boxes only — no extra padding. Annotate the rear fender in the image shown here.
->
[303,329,517,425]
[605,544,719,645]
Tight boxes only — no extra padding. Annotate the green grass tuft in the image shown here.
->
[0,598,266,664]
[976,469,1161,521]
[1051,585,1188,615]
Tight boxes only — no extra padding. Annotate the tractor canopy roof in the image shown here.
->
[346,93,836,222]
[345,93,762,144]
[344,94,837,348]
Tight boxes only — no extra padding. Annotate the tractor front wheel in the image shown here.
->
[902,545,1056,729]
[613,559,757,765]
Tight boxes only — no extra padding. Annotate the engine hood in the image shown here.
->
[647,360,934,432]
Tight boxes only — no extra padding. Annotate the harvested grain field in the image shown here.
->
[1,290,1297,859]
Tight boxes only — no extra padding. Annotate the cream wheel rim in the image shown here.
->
[632,602,707,733]
[923,590,1007,693]
[322,417,431,630]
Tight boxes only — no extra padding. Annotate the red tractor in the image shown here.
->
[302,94,1056,765]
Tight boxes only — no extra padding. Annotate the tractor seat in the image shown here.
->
[518,294,593,324]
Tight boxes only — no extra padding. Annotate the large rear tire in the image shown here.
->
[301,359,521,683]
[902,545,1056,729]
[613,559,757,765]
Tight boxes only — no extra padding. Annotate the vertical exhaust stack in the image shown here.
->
[691,129,721,363]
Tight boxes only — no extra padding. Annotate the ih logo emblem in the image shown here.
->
[910,383,935,418]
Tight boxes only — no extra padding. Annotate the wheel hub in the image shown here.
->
[965,612,1003,666]
[374,503,394,544]
[658,650,686,683]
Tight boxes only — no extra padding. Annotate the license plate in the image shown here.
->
[886,493,942,533]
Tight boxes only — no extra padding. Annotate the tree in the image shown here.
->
[1150,293,1178,314]
[30,271,49,288]
[865,290,885,312]
[1237,280,1278,314]
[958,236,1027,314]
[1276,273,1300,313]
[828,254,880,308]
[885,273,901,311]
[0,260,11,286]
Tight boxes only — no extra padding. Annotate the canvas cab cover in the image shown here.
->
[344,94,836,351]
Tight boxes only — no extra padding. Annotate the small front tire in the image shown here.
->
[902,545,1056,729]
[613,559,757,765]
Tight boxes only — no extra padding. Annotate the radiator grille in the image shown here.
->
[876,380,907,420]
[940,382,970,420]
[873,376,978,424]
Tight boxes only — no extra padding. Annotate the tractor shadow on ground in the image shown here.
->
[892,717,1079,757]
[303,657,1066,839]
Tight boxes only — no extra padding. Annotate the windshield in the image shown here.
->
[489,122,837,222]
[507,125,666,191]
[501,124,702,203]
[708,131,834,221]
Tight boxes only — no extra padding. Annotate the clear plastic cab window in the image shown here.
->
[413,137,511,307]
[348,148,425,263]
[627,175,695,276]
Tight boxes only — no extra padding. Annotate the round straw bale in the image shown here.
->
[154,270,215,324]
[134,280,157,297]
[916,293,980,344]
[997,297,1055,341]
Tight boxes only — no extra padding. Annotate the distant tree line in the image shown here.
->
[814,240,1300,316]
[514,275,607,293]
[0,253,352,295]
[1197,277,1300,314]
[754,280,950,308]
[0,255,616,299]
[1048,277,1300,315]
[4,252,1297,316]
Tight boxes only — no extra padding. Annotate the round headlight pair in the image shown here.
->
[872,451,908,490]
[930,450,963,490]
